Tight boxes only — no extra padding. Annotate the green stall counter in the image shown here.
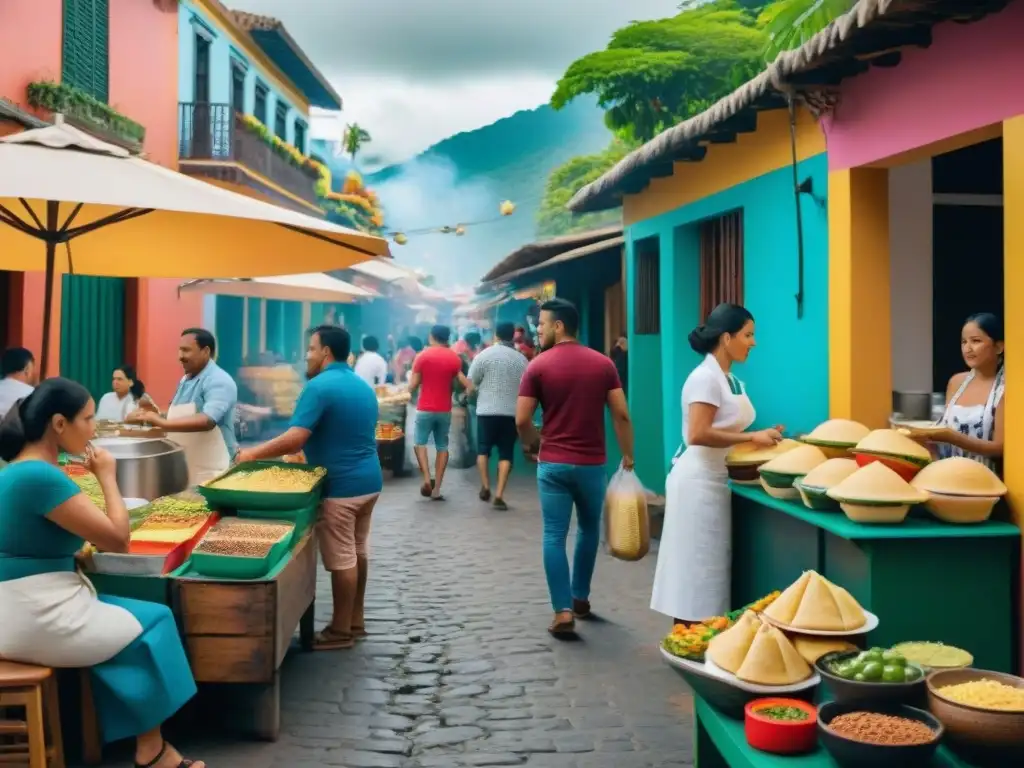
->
[731,485,1020,674]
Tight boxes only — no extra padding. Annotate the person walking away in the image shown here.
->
[516,298,635,637]
[0,378,204,767]
[354,335,389,388]
[236,326,382,650]
[0,348,35,420]
[469,322,527,510]
[409,325,472,501]
[128,329,238,485]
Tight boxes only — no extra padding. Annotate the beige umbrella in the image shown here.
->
[178,273,379,303]
[0,116,390,375]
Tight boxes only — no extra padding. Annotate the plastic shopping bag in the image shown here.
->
[604,463,650,561]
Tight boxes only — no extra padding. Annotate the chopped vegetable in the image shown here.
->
[756,705,809,722]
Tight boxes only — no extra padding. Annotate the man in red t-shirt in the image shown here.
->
[516,298,634,638]
[409,325,472,500]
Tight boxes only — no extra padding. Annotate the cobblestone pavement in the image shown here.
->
[103,468,693,767]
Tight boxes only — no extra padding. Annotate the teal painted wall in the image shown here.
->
[627,153,830,481]
[215,296,244,378]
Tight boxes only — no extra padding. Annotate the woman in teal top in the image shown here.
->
[0,378,205,768]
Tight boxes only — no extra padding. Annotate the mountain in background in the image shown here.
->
[358,97,613,288]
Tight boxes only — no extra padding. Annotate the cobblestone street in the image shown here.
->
[103,468,694,767]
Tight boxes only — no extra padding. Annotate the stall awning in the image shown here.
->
[179,273,377,303]
[486,236,624,288]
[454,291,511,317]
[481,226,622,284]
[350,258,417,283]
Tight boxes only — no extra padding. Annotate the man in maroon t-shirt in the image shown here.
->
[409,325,472,500]
[516,298,634,638]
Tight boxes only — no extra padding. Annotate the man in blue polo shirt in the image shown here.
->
[237,325,382,650]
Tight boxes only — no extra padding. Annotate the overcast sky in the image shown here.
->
[232,0,682,164]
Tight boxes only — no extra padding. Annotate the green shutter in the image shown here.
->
[215,296,244,379]
[60,275,125,399]
[62,0,109,102]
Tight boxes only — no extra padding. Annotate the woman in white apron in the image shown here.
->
[908,312,1005,473]
[651,304,783,624]
[0,379,204,768]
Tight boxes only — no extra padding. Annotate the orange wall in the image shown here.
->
[109,0,202,405]
[1,1,64,366]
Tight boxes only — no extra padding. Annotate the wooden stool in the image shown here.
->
[0,661,64,768]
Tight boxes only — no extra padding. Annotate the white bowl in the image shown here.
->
[840,502,910,524]
[924,493,999,524]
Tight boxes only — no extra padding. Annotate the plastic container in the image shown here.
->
[91,552,168,577]
[236,502,317,542]
[197,460,325,511]
[189,533,292,579]
[129,513,219,574]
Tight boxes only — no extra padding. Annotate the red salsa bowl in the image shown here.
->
[744,698,818,755]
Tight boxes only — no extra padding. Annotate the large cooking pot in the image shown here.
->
[90,437,189,500]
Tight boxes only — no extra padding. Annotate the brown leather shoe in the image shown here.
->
[572,599,592,619]
[548,613,576,638]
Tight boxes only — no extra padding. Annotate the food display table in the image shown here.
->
[693,695,973,767]
[730,485,1020,673]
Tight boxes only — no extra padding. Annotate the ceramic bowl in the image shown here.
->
[923,493,999,524]
[839,502,910,524]
[795,481,840,511]
[817,701,943,768]
[926,668,1024,757]
[744,698,818,755]
[816,651,927,707]
[852,451,928,482]
[760,474,800,500]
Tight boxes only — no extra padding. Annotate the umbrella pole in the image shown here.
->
[40,201,59,380]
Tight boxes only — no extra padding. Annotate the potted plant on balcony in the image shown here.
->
[26,81,146,152]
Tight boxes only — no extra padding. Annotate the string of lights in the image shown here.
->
[385,200,517,245]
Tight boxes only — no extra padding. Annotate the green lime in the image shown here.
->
[882,650,906,666]
[882,664,906,682]
[861,661,884,681]
[853,673,866,682]
[903,665,923,682]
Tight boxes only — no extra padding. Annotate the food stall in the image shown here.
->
[660,419,1023,766]
[375,385,411,477]
[70,445,323,755]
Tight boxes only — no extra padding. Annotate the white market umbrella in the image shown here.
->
[179,273,378,304]
[0,116,390,376]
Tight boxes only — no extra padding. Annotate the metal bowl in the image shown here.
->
[90,437,189,500]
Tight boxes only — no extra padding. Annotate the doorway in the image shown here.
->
[193,33,212,157]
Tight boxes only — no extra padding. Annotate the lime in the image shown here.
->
[882,664,906,682]
[861,661,884,681]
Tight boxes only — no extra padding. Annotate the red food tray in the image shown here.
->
[129,513,220,574]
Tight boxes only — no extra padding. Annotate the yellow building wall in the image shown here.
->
[1004,116,1024,527]
[623,108,826,226]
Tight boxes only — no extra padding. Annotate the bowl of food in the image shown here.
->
[926,668,1024,757]
[889,642,973,672]
[827,462,929,524]
[817,649,926,706]
[793,458,859,511]
[851,429,932,482]
[757,445,828,500]
[725,440,800,485]
[800,419,871,459]
[817,701,943,767]
[744,698,817,754]
[910,457,1008,524]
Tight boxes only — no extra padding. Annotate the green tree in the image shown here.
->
[760,0,854,62]
[536,139,636,237]
[551,1,768,142]
[342,123,372,164]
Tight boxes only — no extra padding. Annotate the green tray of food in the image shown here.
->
[187,518,295,579]
[196,461,326,511]
[236,502,317,541]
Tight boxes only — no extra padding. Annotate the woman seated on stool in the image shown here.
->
[0,378,204,768]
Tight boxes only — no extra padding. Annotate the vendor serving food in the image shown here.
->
[651,303,783,625]
[905,312,1005,474]
[129,329,238,485]
[0,378,204,768]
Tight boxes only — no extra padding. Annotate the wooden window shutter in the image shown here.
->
[699,210,744,320]
[634,239,661,335]
[61,0,109,102]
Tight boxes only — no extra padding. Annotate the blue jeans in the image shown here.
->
[537,462,607,613]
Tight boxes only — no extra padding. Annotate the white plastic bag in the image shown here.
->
[604,463,650,561]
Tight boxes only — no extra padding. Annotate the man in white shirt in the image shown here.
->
[354,335,389,388]
[0,348,36,419]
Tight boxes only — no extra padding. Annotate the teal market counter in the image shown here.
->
[730,485,1020,673]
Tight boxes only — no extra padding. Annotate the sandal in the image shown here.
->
[351,625,369,638]
[493,497,508,511]
[420,481,432,498]
[314,627,355,650]
[548,614,576,639]
[135,740,200,768]
[479,487,491,502]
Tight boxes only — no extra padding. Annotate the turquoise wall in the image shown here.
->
[627,153,830,491]
[178,2,308,152]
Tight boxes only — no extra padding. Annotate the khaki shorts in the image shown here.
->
[318,494,380,571]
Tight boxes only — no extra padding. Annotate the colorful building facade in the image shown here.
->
[0,0,203,404]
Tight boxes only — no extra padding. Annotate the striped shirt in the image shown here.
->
[468,343,528,417]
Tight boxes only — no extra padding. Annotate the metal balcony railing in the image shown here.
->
[178,102,320,207]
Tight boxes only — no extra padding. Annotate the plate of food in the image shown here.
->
[759,570,879,636]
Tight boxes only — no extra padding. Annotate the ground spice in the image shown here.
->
[828,712,936,746]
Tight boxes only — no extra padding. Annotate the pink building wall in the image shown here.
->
[824,2,1024,170]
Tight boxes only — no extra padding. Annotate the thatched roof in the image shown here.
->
[483,236,625,288]
[479,226,622,284]
[568,0,1011,213]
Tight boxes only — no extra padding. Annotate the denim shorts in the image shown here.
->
[414,410,452,451]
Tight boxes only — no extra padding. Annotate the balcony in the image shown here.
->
[178,102,322,214]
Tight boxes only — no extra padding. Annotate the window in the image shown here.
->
[633,237,661,335]
[293,119,307,154]
[254,81,268,125]
[62,0,109,102]
[230,60,246,116]
[699,210,744,320]
[274,102,288,139]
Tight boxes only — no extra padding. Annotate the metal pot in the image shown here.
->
[892,391,933,421]
[90,437,189,500]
